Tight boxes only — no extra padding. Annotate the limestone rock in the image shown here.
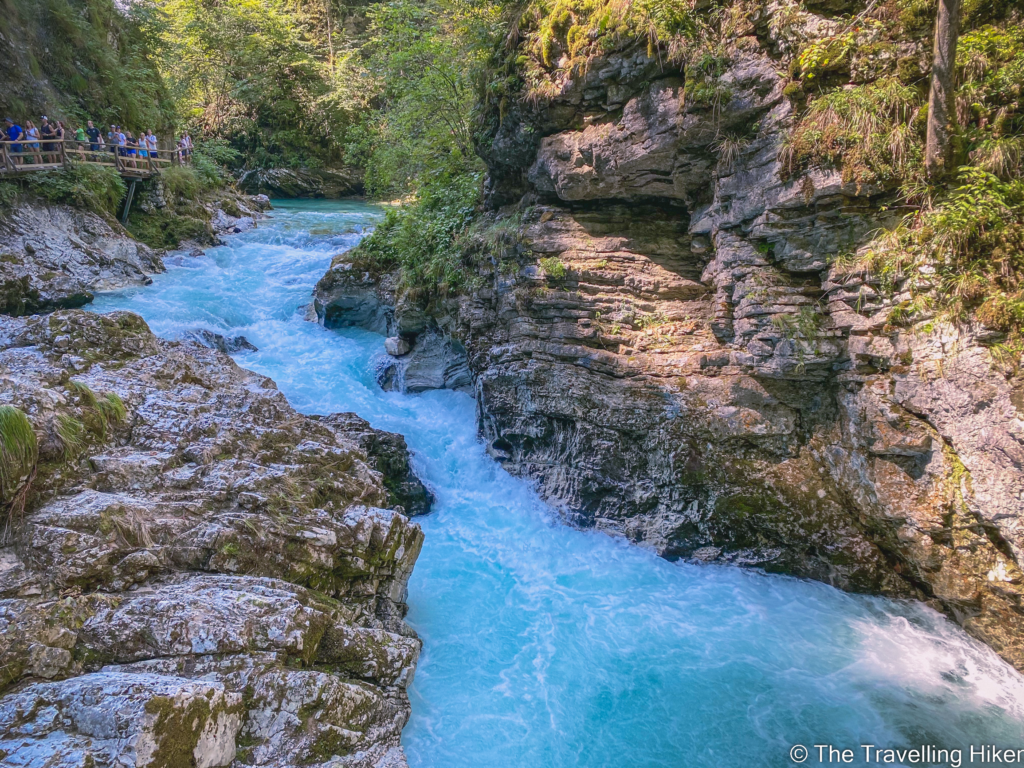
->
[238,167,364,199]
[210,207,256,236]
[182,327,258,353]
[0,671,242,768]
[313,38,1024,670]
[325,413,434,516]
[384,336,411,357]
[313,260,396,335]
[111,654,411,768]
[0,309,426,765]
[0,201,163,316]
[376,330,472,394]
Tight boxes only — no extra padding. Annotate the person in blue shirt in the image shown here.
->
[4,118,25,165]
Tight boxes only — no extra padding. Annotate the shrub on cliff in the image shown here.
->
[785,19,1024,194]
[781,77,925,188]
[15,165,127,217]
[840,167,1024,362]
[351,170,483,296]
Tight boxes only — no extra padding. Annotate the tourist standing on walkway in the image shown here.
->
[125,130,138,168]
[86,121,101,153]
[107,125,117,154]
[117,127,127,159]
[4,118,25,165]
[55,121,66,162]
[40,117,56,163]
[25,120,41,164]
[74,124,87,160]
[146,129,158,159]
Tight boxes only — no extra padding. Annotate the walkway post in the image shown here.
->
[121,179,137,224]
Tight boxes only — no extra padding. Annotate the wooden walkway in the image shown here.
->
[0,138,188,179]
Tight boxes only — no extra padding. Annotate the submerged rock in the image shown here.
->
[0,309,427,766]
[182,327,258,353]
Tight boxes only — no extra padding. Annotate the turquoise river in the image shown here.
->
[92,199,1024,768]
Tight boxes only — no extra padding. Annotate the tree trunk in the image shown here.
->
[925,0,961,180]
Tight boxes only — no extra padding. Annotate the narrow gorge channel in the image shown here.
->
[92,200,1024,767]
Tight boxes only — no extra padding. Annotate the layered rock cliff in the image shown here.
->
[313,31,1024,669]
[0,310,429,767]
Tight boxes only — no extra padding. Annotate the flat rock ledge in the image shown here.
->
[0,309,430,768]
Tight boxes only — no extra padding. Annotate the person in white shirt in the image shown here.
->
[146,129,158,159]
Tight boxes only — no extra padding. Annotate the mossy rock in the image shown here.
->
[125,209,214,251]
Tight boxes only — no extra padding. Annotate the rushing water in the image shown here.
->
[92,199,1024,768]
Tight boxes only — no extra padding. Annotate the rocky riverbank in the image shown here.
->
[0,202,163,315]
[312,37,1024,670]
[0,190,270,317]
[0,309,430,767]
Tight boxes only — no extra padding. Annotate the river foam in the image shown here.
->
[92,199,1024,768]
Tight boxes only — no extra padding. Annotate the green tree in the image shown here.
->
[347,0,497,197]
[160,0,354,168]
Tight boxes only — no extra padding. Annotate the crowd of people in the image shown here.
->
[3,115,195,168]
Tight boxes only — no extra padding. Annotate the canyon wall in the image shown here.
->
[314,36,1024,669]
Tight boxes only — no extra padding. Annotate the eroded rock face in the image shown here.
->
[313,267,472,395]
[314,39,1024,669]
[0,309,427,766]
[0,202,163,315]
[238,167,364,199]
[375,331,473,394]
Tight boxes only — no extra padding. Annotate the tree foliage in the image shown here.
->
[0,0,175,131]
[346,0,496,197]
[158,0,356,169]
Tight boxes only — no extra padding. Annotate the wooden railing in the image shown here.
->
[0,138,190,178]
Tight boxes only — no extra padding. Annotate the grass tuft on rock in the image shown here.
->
[0,405,38,520]
[97,392,127,426]
[782,78,924,188]
[66,381,129,440]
